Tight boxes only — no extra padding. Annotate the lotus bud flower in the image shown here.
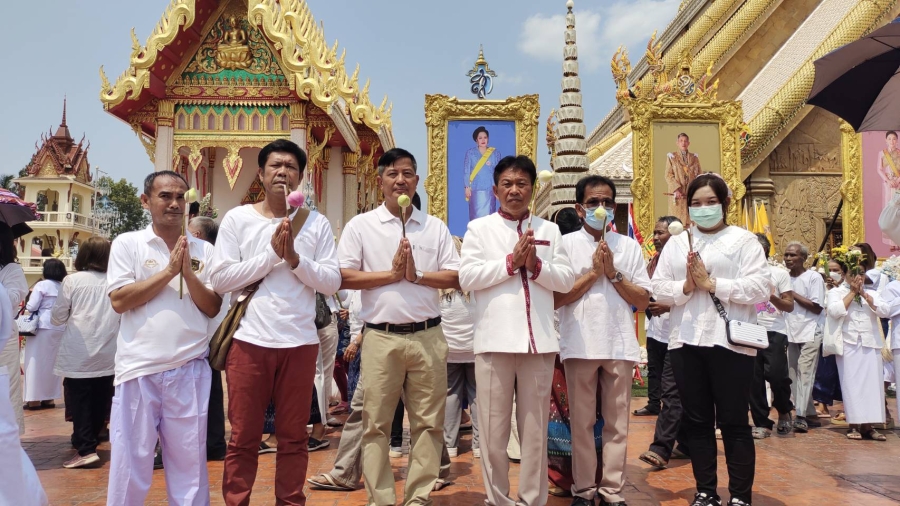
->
[184,188,199,203]
[667,221,685,236]
[398,195,411,208]
[594,207,608,223]
[287,190,305,208]
[538,170,553,184]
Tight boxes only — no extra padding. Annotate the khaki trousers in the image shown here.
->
[564,358,633,503]
[476,352,555,506]
[360,325,448,506]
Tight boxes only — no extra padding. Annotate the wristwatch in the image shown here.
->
[609,271,624,283]
[414,269,424,284]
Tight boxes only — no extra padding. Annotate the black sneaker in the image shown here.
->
[690,492,721,506]
[570,497,594,506]
[728,498,751,506]
[308,437,330,451]
[153,449,164,470]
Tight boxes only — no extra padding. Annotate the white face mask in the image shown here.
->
[829,272,843,283]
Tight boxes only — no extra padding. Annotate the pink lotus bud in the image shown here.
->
[287,190,305,208]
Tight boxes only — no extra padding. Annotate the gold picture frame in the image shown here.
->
[627,97,746,236]
[839,120,864,247]
[423,94,540,224]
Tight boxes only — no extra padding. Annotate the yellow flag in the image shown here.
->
[757,202,774,255]
[742,201,751,231]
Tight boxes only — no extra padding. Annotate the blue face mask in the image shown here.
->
[689,204,724,229]
[583,206,615,232]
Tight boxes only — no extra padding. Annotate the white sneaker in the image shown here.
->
[472,447,481,458]
[63,452,100,469]
[447,447,458,458]
[389,446,403,458]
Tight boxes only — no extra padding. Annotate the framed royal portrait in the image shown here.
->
[626,98,746,237]
[423,94,540,237]
[842,124,900,258]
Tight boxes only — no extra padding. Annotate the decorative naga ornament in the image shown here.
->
[467,46,496,99]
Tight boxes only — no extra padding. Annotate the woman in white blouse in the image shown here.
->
[883,276,900,423]
[0,224,28,434]
[825,260,890,441]
[652,174,771,506]
[50,237,120,468]
[23,258,67,409]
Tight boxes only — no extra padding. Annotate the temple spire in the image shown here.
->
[54,96,72,140]
[61,96,67,127]
[554,0,589,174]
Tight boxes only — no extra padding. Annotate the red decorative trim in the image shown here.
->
[506,254,516,276]
[498,208,529,222]
[511,219,538,354]
[534,239,550,246]
[530,257,543,280]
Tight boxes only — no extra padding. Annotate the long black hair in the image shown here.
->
[0,223,16,268]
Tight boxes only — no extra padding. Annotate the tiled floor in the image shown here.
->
[22,397,900,505]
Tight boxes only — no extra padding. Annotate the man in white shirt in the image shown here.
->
[338,148,460,506]
[749,234,795,439]
[188,216,227,461]
[460,155,575,506]
[783,241,825,433]
[106,171,222,505]
[209,140,340,505]
[554,175,651,506]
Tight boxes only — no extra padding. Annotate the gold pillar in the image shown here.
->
[342,148,360,233]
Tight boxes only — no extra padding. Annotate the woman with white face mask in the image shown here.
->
[813,260,845,418]
[652,174,772,506]
[825,259,891,441]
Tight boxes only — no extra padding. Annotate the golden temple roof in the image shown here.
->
[99,0,391,135]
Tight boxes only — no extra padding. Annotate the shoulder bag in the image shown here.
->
[209,208,310,371]
[314,292,332,330]
[16,306,37,337]
[709,293,769,350]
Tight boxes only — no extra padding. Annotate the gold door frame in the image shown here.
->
[423,94,540,222]
[839,121,864,247]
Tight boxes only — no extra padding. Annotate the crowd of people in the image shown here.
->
[0,138,897,506]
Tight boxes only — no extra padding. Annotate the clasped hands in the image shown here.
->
[390,238,421,283]
[683,251,714,294]
[165,236,196,279]
[511,229,538,274]
[589,240,617,280]
[271,217,300,269]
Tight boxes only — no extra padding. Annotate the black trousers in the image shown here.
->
[648,348,688,460]
[390,399,404,448]
[749,331,793,429]
[64,376,114,456]
[644,337,668,413]
[671,344,755,503]
[207,369,227,458]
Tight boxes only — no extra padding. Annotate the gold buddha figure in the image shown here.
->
[216,16,251,70]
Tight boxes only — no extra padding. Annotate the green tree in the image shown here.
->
[0,166,30,196]
[98,176,149,239]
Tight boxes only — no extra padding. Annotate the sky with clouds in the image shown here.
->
[0,0,681,192]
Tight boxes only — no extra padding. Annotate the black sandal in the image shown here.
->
[639,450,668,469]
[861,428,887,441]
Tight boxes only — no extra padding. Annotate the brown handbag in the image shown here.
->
[208,208,310,371]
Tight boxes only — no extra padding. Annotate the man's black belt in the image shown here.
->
[365,317,442,335]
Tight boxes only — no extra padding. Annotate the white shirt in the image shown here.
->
[459,212,575,355]
[26,280,64,331]
[558,229,651,362]
[866,268,890,294]
[652,225,771,357]
[0,263,26,346]
[338,204,459,324]
[346,290,363,338]
[441,291,476,363]
[0,283,12,353]
[107,225,216,386]
[883,279,900,350]
[785,269,825,343]
[646,313,672,344]
[826,284,889,348]
[50,271,120,378]
[756,266,791,334]
[209,206,341,348]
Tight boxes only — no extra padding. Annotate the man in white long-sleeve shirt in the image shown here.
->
[209,139,341,505]
[459,155,575,506]
[555,175,651,506]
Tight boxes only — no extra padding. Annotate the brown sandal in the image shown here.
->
[846,428,862,440]
[639,450,668,469]
[861,429,887,441]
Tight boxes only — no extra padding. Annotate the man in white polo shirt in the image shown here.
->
[783,241,825,433]
[459,155,575,506]
[338,148,460,506]
[106,171,222,505]
[209,139,341,505]
[555,175,651,506]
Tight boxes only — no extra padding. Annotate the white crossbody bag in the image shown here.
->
[709,293,769,350]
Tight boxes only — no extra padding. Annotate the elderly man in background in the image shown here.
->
[783,242,825,434]
[460,155,575,506]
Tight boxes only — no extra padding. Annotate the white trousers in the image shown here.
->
[836,341,885,425]
[23,328,63,402]
[106,358,212,506]
[315,320,339,418]
[0,368,48,506]
[0,329,23,433]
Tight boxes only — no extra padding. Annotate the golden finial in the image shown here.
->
[475,45,487,66]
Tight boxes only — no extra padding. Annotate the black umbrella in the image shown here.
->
[10,223,32,239]
[808,18,900,132]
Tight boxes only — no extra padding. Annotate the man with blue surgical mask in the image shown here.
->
[554,175,652,506]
